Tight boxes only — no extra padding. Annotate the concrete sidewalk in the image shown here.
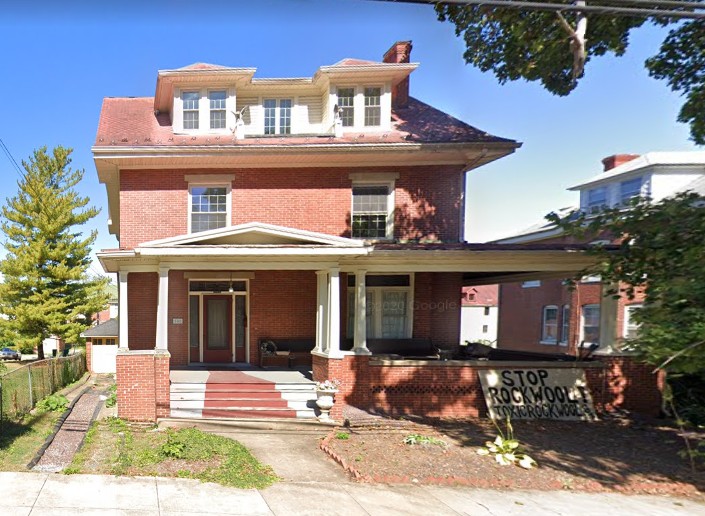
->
[1,472,703,515]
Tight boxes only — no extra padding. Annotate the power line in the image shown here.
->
[0,138,24,178]
[382,0,705,19]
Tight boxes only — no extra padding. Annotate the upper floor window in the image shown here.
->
[623,304,643,339]
[264,99,292,135]
[209,91,226,129]
[364,87,381,126]
[620,177,642,205]
[182,91,200,130]
[581,304,600,346]
[541,305,558,344]
[587,187,607,212]
[190,185,229,233]
[337,88,354,127]
[352,185,390,239]
[560,304,570,345]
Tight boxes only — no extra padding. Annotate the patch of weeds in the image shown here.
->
[403,433,447,447]
[65,421,100,473]
[105,384,117,408]
[161,430,186,458]
[35,393,69,413]
[335,432,350,440]
[0,411,59,470]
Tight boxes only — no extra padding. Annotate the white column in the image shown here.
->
[315,270,329,353]
[156,266,169,350]
[118,271,129,349]
[353,269,370,355]
[327,268,341,357]
[598,282,619,354]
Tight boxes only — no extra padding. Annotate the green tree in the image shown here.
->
[0,146,109,359]
[435,3,705,144]
[547,192,705,374]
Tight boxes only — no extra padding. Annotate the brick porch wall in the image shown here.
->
[85,339,93,373]
[314,354,663,421]
[116,349,171,422]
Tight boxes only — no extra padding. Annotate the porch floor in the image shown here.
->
[170,365,313,384]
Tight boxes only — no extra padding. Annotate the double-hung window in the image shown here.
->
[337,88,354,127]
[559,305,570,345]
[264,98,292,135]
[190,185,229,233]
[182,91,200,130]
[581,304,600,346]
[623,304,642,339]
[346,274,412,339]
[352,185,390,239]
[620,177,643,205]
[586,187,607,212]
[364,87,381,126]
[541,305,559,344]
[209,90,226,129]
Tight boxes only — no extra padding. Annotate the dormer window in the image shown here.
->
[264,99,292,135]
[337,88,354,127]
[364,87,381,126]
[209,91,226,129]
[587,187,607,212]
[620,177,642,205]
[182,92,200,130]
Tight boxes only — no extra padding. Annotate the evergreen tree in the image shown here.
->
[0,146,108,359]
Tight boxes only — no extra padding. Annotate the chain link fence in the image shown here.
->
[0,353,86,424]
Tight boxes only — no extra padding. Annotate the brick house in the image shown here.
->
[496,152,705,356]
[93,42,652,422]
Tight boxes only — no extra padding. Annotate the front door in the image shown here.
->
[203,295,232,362]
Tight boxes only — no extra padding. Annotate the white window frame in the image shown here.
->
[586,187,607,213]
[623,304,643,339]
[263,98,292,135]
[540,305,559,345]
[336,87,355,127]
[349,173,396,241]
[580,304,601,346]
[620,176,643,205]
[182,90,200,131]
[346,273,414,339]
[559,304,570,346]
[186,175,233,234]
[363,86,383,127]
[209,89,227,130]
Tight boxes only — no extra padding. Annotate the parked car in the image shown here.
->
[0,347,20,361]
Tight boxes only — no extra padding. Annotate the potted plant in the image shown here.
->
[314,379,341,422]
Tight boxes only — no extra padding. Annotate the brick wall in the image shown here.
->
[116,350,171,422]
[119,166,463,249]
[313,354,662,420]
[168,271,189,366]
[127,272,158,350]
[85,339,93,373]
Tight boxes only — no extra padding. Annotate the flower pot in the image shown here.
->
[315,389,338,422]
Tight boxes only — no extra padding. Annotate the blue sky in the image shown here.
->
[0,0,698,277]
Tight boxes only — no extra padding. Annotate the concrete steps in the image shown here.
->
[170,378,318,420]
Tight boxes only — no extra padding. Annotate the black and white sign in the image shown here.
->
[478,368,596,421]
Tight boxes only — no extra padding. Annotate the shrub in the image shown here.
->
[36,393,69,413]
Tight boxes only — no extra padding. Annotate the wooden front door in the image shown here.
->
[203,295,232,363]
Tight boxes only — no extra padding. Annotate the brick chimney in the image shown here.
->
[383,41,412,108]
[601,154,640,171]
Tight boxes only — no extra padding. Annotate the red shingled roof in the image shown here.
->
[462,285,498,307]
[94,97,514,147]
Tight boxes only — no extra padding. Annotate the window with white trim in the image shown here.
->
[581,304,600,346]
[560,304,570,345]
[541,305,559,344]
[264,98,292,135]
[352,185,391,239]
[623,304,642,339]
[620,177,643,205]
[346,274,412,339]
[364,87,381,126]
[587,187,607,212]
[189,185,230,233]
[182,91,200,130]
[337,88,354,127]
[209,90,226,129]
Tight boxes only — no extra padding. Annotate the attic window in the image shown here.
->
[182,92,200,130]
[337,88,354,127]
[209,91,226,129]
[364,87,381,126]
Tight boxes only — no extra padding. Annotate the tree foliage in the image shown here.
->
[435,3,705,144]
[0,146,109,359]
[547,192,705,374]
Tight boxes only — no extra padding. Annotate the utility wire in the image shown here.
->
[0,138,24,178]
[381,0,705,19]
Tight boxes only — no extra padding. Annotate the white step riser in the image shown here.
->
[171,399,316,411]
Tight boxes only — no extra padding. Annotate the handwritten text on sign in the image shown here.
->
[478,368,596,421]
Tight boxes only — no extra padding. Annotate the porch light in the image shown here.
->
[228,272,234,293]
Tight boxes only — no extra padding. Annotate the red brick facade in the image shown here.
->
[119,166,463,249]
[116,350,170,422]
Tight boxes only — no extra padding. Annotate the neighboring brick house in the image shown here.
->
[93,42,648,422]
[460,285,498,345]
[496,152,705,356]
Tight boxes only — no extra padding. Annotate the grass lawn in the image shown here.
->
[0,411,59,470]
[67,418,278,489]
